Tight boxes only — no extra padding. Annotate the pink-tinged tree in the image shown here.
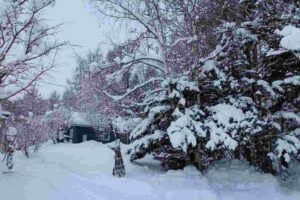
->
[88,0,226,111]
[12,87,48,117]
[90,0,197,108]
[0,0,66,100]
[16,112,50,157]
[5,87,49,156]
[62,84,77,110]
[45,104,71,144]
[72,48,122,130]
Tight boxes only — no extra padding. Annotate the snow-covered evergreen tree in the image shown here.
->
[127,0,300,177]
[128,76,202,169]
[211,0,300,175]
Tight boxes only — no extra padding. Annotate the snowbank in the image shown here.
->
[0,141,299,200]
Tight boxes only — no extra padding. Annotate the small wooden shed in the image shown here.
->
[63,124,116,144]
[62,112,116,144]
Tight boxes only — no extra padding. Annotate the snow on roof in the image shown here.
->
[279,25,300,51]
[70,112,91,126]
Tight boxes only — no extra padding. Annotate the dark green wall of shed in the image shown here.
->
[65,126,116,144]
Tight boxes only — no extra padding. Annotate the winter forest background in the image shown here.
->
[0,0,300,192]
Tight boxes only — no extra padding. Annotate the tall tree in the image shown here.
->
[0,0,66,100]
[13,87,48,117]
[16,112,49,157]
[127,0,300,177]
[90,0,202,109]
[48,90,60,111]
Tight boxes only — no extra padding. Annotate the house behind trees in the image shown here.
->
[62,112,116,144]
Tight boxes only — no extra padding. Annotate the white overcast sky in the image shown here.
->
[38,0,106,97]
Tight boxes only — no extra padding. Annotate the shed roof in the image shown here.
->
[70,112,91,126]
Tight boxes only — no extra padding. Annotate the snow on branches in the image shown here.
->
[0,0,66,100]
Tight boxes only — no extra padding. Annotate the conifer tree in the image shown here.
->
[127,0,300,177]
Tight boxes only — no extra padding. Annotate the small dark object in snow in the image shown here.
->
[110,139,125,177]
[2,171,14,174]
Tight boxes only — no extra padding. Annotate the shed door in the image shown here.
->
[103,132,109,141]
[83,134,87,142]
[70,129,74,143]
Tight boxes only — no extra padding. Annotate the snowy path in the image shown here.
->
[0,141,299,200]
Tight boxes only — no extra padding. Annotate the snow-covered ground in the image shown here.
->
[0,141,299,200]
